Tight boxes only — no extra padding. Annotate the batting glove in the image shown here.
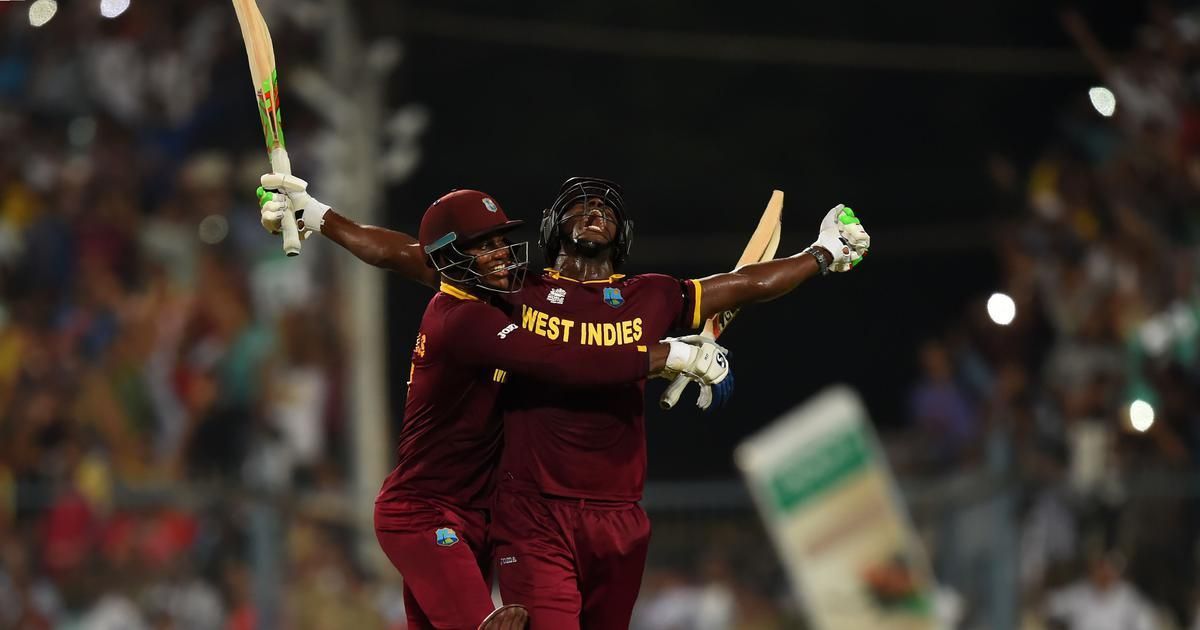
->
[663,334,733,410]
[257,173,331,237]
[812,204,869,272]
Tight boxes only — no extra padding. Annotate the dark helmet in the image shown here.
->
[419,189,528,293]
[538,177,634,269]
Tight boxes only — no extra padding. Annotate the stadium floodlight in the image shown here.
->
[987,292,1016,326]
[1088,87,1116,117]
[1129,399,1155,432]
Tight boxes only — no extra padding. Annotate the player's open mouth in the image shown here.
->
[584,225,605,233]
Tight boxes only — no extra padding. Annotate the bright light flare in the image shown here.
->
[1129,400,1155,432]
[29,0,58,27]
[987,292,1016,326]
[1089,87,1116,117]
[99,0,131,19]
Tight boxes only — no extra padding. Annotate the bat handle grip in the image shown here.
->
[269,147,302,257]
[279,209,302,257]
[659,373,690,410]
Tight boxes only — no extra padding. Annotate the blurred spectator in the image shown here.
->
[865,5,1200,628]
[221,560,256,630]
[0,3,363,628]
[1044,551,1156,630]
[907,339,978,472]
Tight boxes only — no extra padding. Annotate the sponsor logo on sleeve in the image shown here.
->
[496,323,518,339]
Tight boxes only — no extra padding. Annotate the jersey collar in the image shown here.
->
[439,281,481,301]
[542,268,625,285]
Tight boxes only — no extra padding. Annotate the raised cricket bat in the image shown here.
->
[660,190,783,409]
[232,0,302,256]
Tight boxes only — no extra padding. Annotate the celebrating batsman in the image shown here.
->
[260,183,730,629]
[259,175,869,629]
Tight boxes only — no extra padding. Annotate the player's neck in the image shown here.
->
[552,253,614,281]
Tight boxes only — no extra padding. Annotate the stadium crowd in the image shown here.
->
[631,4,1200,630]
[869,4,1200,630]
[0,1,388,628]
[2,0,1200,629]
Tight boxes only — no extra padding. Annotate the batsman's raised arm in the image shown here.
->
[695,204,870,320]
[258,173,438,288]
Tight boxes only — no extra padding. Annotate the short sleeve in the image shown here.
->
[633,273,703,331]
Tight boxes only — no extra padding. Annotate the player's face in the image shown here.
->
[562,198,618,248]
[464,234,516,291]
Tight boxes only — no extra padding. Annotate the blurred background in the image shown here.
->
[1,0,1199,628]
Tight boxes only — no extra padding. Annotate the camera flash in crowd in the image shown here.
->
[28,0,58,27]
[987,292,1016,326]
[1130,400,1155,432]
[1088,86,1116,117]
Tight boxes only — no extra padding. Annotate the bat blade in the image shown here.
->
[660,190,784,409]
[231,0,302,256]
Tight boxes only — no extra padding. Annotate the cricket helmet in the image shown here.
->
[419,189,528,293]
[538,177,634,269]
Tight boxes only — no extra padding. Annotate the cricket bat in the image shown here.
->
[660,190,783,409]
[232,0,302,257]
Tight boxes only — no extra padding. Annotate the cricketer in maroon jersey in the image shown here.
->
[258,170,868,630]
[374,277,655,630]
[485,178,864,630]
[258,185,730,630]
[368,189,676,630]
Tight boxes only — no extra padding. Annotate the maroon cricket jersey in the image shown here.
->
[376,283,653,510]
[499,271,702,502]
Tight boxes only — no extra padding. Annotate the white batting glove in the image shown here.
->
[662,335,734,410]
[812,204,869,272]
[257,195,315,241]
[664,335,729,385]
[258,173,331,236]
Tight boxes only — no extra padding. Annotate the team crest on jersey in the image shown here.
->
[482,198,498,213]
[435,527,459,547]
[547,287,567,305]
[603,287,624,308]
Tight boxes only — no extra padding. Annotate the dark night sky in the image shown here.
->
[369,1,1146,479]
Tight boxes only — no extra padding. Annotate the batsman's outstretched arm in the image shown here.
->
[696,204,870,321]
[320,212,438,287]
[259,173,439,288]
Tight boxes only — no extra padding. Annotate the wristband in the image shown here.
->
[804,246,831,275]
